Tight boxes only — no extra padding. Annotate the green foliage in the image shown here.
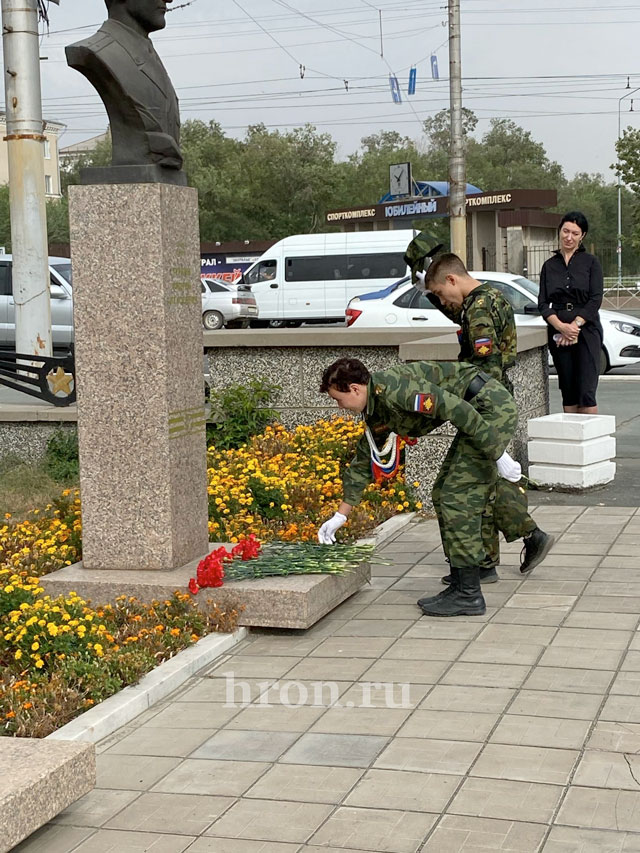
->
[206,378,280,450]
[0,185,11,250]
[44,428,79,483]
[246,476,286,520]
[183,120,339,240]
[60,135,113,195]
[615,127,640,251]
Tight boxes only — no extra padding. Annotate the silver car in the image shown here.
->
[201,278,259,330]
[0,255,73,347]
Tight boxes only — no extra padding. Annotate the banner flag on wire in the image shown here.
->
[408,67,417,95]
[430,55,439,80]
[389,75,402,104]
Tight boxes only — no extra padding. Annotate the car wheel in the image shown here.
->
[203,310,224,330]
[268,319,286,329]
[599,347,609,375]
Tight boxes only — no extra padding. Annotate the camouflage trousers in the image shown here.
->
[432,379,518,569]
[481,478,537,568]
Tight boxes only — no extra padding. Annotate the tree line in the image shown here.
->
[0,108,638,274]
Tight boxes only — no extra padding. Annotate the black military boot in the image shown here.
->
[418,568,459,608]
[442,566,498,585]
[520,528,555,574]
[419,567,486,617]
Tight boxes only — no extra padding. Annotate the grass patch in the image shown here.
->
[0,454,77,520]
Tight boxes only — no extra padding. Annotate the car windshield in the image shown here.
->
[513,276,539,297]
[52,263,72,285]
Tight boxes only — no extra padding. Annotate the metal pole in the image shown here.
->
[448,0,466,259]
[617,86,640,289]
[1,0,51,359]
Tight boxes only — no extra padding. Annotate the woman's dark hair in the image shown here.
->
[559,211,589,236]
[320,358,370,393]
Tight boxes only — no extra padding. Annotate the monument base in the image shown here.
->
[40,549,371,630]
[80,164,187,186]
[69,182,209,571]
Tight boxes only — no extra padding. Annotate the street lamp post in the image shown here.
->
[617,86,640,288]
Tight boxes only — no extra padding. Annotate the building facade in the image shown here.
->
[0,115,65,199]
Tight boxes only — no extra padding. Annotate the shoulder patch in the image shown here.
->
[474,337,493,356]
[414,392,436,414]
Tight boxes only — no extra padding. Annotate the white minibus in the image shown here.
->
[242,230,417,327]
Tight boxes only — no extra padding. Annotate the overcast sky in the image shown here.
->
[14,0,640,185]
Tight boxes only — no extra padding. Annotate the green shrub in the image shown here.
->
[206,378,280,450]
[45,428,79,483]
[247,476,286,520]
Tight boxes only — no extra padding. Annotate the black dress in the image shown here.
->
[538,246,603,408]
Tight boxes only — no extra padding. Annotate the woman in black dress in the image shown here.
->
[538,211,604,414]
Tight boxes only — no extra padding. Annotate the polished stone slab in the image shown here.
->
[41,554,371,630]
[0,738,95,853]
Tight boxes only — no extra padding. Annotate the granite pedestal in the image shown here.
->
[0,738,95,853]
[68,183,209,571]
[41,545,371,629]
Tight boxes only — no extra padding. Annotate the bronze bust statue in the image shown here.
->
[66,0,186,185]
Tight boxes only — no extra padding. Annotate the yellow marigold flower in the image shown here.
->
[94,643,104,657]
[14,650,22,660]
[35,659,44,669]
[47,623,59,637]
[31,642,39,651]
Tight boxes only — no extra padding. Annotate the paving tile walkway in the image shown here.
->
[13,505,640,853]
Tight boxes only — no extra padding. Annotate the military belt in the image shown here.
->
[464,373,489,402]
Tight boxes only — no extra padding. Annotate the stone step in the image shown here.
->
[0,738,95,852]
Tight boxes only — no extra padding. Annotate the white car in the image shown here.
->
[201,279,259,330]
[346,271,640,374]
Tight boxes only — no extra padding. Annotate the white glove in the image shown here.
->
[415,269,426,289]
[497,450,522,483]
[318,512,348,545]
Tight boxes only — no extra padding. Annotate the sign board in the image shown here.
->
[201,253,257,282]
[326,189,558,225]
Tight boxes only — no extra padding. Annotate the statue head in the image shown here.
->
[105,0,173,35]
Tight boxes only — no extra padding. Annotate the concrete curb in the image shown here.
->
[46,628,247,744]
[358,512,416,550]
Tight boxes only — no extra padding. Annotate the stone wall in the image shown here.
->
[205,327,549,512]
[0,422,76,463]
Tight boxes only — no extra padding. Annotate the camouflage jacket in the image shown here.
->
[429,282,517,389]
[343,360,498,505]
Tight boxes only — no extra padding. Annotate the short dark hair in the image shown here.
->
[424,252,468,287]
[320,358,370,393]
[559,211,588,236]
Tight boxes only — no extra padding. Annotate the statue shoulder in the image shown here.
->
[67,24,114,54]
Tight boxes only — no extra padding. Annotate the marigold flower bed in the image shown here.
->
[0,417,419,737]
[206,417,421,543]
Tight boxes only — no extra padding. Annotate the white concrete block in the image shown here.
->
[528,436,616,466]
[528,413,616,442]
[529,460,616,489]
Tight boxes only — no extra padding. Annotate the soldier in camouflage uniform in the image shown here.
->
[317,357,519,617]
[416,250,554,582]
